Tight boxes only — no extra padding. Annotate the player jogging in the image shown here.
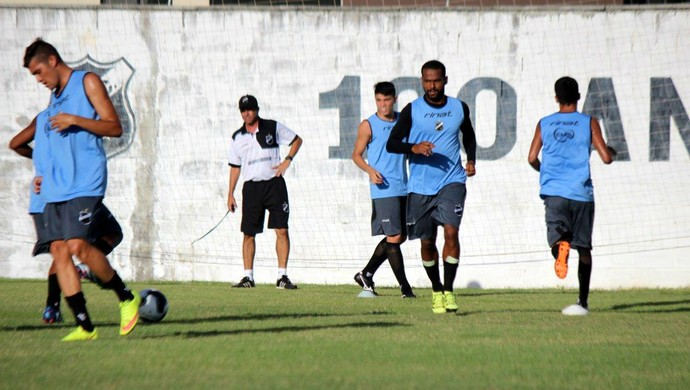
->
[9,119,124,324]
[23,38,140,341]
[387,60,477,314]
[351,81,415,298]
[528,76,615,316]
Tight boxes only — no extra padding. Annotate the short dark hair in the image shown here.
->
[555,76,580,105]
[374,81,396,97]
[23,38,62,68]
[421,60,446,78]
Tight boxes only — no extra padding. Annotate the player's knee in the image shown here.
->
[49,241,71,263]
[420,240,436,252]
[386,234,403,244]
[275,229,289,240]
[66,238,90,259]
[577,248,592,264]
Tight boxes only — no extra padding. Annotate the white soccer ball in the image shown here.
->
[138,288,169,322]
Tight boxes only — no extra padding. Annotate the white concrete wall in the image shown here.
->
[1,6,689,288]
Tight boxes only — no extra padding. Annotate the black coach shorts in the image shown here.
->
[543,196,595,250]
[371,196,406,237]
[241,176,289,235]
[406,182,467,240]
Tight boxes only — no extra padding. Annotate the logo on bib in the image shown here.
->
[554,128,575,143]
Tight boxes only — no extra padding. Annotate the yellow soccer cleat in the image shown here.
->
[62,326,98,342]
[119,291,141,336]
[432,291,446,314]
[444,291,458,312]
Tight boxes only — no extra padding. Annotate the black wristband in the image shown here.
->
[285,155,294,161]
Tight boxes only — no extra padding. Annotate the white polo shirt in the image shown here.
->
[228,118,298,182]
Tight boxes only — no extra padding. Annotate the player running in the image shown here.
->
[351,81,415,298]
[23,38,139,340]
[528,76,615,316]
[387,60,477,314]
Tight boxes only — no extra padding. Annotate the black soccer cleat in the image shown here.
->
[354,272,377,295]
[233,277,255,288]
[276,275,297,290]
[401,289,417,299]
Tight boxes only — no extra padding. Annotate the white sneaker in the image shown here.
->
[562,304,589,316]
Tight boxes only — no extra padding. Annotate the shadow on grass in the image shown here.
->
[140,321,409,339]
[457,290,568,298]
[1,311,394,332]
[609,299,690,313]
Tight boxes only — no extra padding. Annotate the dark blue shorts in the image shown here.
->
[543,196,594,250]
[42,197,123,254]
[406,182,467,240]
[371,196,406,237]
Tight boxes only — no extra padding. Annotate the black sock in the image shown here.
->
[362,238,388,276]
[423,260,443,292]
[578,260,592,308]
[101,272,134,302]
[46,274,61,308]
[443,259,459,292]
[385,243,412,293]
[65,292,94,332]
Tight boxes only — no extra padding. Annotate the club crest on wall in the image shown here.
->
[68,55,136,159]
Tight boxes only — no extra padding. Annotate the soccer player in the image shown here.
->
[9,119,123,324]
[528,76,615,316]
[387,60,477,314]
[351,81,415,298]
[23,38,139,341]
[227,95,303,289]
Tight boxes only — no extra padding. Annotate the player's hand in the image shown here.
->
[411,141,435,157]
[49,112,77,131]
[369,169,383,185]
[273,160,291,177]
[465,161,476,177]
[33,176,42,194]
[607,145,618,160]
[227,196,237,213]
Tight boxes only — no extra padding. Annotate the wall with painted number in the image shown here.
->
[1,6,688,288]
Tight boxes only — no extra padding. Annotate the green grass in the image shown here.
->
[1,279,688,389]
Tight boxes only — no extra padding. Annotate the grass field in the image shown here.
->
[1,279,688,389]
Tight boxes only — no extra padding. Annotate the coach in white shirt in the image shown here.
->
[227,95,303,290]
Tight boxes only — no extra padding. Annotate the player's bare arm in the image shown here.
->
[351,120,383,185]
[228,166,241,212]
[273,135,303,177]
[49,73,122,137]
[590,118,614,164]
[527,122,543,172]
[9,116,37,159]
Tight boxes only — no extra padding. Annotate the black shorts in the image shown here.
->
[371,196,406,237]
[241,177,289,235]
[42,197,123,254]
[543,196,595,250]
[406,182,467,240]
